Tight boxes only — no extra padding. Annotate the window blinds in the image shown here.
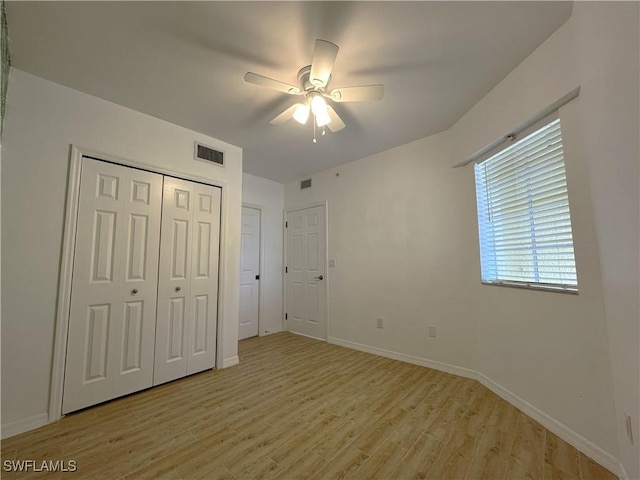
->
[474,118,578,291]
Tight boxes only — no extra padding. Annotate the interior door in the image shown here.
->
[187,183,221,375]
[63,158,162,414]
[154,177,221,384]
[286,205,327,340]
[239,206,260,340]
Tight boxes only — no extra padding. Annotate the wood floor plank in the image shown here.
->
[0,332,618,480]
[312,445,369,480]
[346,438,408,480]
[389,432,445,479]
[425,430,478,480]
[352,406,407,455]
[270,450,326,480]
[544,431,582,480]
[504,413,546,480]
[579,452,619,480]
[465,425,512,480]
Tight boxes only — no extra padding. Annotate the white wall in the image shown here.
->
[450,3,638,477]
[242,173,284,336]
[571,4,639,478]
[1,69,243,436]
[285,2,638,476]
[285,130,478,372]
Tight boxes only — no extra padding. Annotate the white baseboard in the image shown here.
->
[1,413,49,439]
[328,335,623,479]
[327,336,476,379]
[477,373,623,479]
[290,331,327,342]
[221,355,239,368]
[618,464,628,480]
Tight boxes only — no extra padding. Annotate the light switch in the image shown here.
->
[329,259,336,267]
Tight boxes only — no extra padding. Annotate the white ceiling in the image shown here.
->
[6,1,572,183]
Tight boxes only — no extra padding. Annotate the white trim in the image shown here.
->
[78,146,230,187]
[50,145,230,424]
[290,331,327,342]
[284,201,329,341]
[327,336,476,379]
[221,356,240,368]
[618,464,629,480]
[242,203,264,337]
[286,200,328,214]
[477,373,623,479]
[49,147,83,423]
[1,413,49,439]
[327,335,623,478]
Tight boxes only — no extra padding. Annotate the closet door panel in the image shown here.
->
[63,159,162,413]
[187,185,221,374]
[111,170,163,397]
[154,177,193,385]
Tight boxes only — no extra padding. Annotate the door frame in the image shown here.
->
[283,201,329,341]
[50,145,229,422]
[240,203,264,337]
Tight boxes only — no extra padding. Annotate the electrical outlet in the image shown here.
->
[625,412,634,444]
[428,325,437,338]
[376,318,383,329]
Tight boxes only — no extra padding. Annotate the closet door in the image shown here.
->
[187,183,221,374]
[63,158,162,414]
[154,178,221,384]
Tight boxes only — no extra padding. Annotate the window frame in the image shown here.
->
[473,112,579,294]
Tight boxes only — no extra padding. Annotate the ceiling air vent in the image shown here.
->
[194,142,224,166]
[300,178,312,189]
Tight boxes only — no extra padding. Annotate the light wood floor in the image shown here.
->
[2,332,617,480]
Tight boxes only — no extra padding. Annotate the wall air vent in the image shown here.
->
[300,178,312,189]
[194,142,224,167]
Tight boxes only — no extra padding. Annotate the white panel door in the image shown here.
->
[286,205,326,339]
[239,207,260,340]
[155,178,221,384]
[187,183,221,375]
[63,158,162,414]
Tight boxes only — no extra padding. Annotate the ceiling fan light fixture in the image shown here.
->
[293,103,310,124]
[310,94,327,116]
[315,107,331,127]
[245,38,383,142]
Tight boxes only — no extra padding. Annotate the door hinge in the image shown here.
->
[255,274,260,280]
[285,313,288,320]
[285,266,288,273]
[285,221,288,228]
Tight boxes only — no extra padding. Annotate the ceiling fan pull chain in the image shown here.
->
[313,120,317,144]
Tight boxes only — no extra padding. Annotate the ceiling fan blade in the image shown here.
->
[326,106,345,132]
[329,84,384,102]
[310,39,339,88]
[269,104,299,125]
[245,72,301,95]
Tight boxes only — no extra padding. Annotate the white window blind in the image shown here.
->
[474,117,578,292]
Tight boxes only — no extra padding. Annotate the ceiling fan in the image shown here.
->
[244,39,384,142]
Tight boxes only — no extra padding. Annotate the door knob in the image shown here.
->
[175,286,181,292]
[131,288,139,294]
[314,275,324,280]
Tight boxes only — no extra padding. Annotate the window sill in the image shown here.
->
[481,280,578,295]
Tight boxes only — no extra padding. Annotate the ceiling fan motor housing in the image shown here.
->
[297,65,328,93]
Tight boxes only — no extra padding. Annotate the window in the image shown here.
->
[474,116,578,292]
